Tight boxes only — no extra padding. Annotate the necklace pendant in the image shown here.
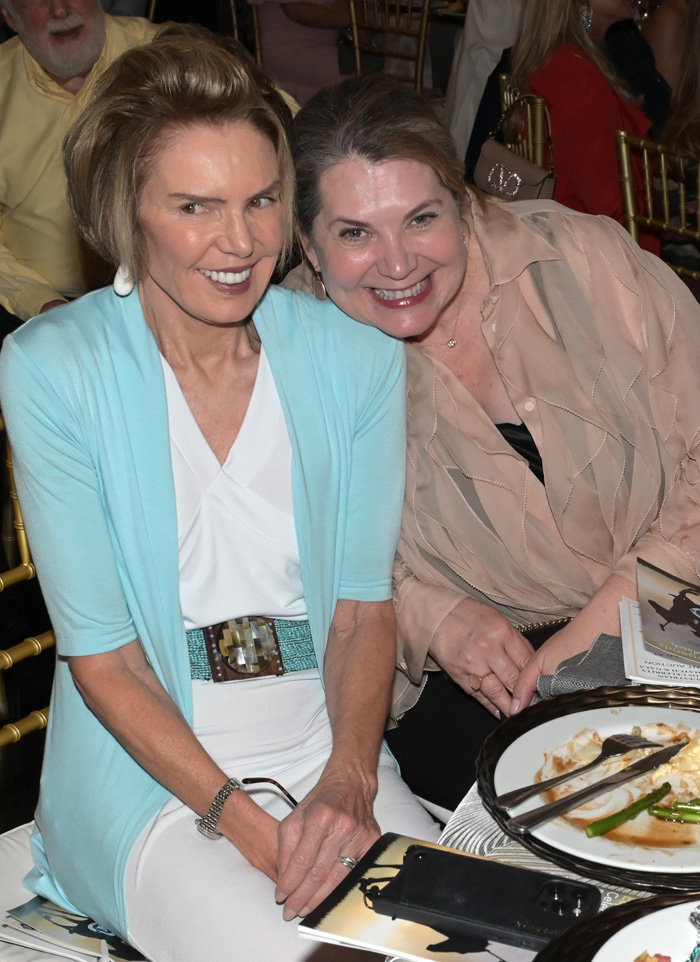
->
[447,338,457,348]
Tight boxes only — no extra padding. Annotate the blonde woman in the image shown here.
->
[0,27,437,962]
[510,0,657,249]
[644,0,690,94]
[657,0,700,157]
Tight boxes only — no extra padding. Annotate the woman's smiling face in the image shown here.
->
[137,121,284,330]
[303,156,467,340]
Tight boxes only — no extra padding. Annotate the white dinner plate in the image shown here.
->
[493,705,700,873]
[590,899,699,962]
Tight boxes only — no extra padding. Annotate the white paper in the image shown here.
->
[620,596,700,686]
[0,918,98,962]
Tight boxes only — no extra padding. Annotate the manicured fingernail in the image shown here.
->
[283,906,296,921]
[510,698,521,714]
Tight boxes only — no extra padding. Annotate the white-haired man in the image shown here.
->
[0,0,154,332]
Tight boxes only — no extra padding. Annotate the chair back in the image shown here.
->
[147,0,263,66]
[0,635,53,750]
[348,0,431,94]
[498,75,547,169]
[0,417,53,752]
[249,3,263,67]
[617,129,700,283]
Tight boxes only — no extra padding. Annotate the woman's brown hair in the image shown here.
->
[292,75,465,240]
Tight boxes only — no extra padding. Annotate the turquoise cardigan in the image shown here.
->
[0,283,406,937]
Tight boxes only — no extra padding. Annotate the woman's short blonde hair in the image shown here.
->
[292,76,466,240]
[64,24,295,282]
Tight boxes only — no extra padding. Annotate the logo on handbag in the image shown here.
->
[473,93,556,202]
[487,163,523,198]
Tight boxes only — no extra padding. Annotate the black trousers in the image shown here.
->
[0,303,22,344]
[385,671,501,812]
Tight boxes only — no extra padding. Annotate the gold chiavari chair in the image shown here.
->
[617,129,700,283]
[0,415,54,751]
[146,0,263,67]
[0,635,53,750]
[348,0,432,94]
[249,4,263,67]
[498,75,548,170]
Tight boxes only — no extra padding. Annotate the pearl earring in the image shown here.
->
[113,264,134,297]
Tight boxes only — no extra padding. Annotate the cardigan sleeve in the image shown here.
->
[0,335,138,657]
[337,335,408,601]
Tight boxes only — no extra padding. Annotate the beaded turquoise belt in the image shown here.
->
[186,615,316,682]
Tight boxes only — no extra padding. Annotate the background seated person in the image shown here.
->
[658,0,700,155]
[247,0,349,105]
[509,0,659,252]
[654,0,700,285]
[644,0,690,94]
[289,75,700,811]
[0,0,154,336]
[444,0,522,162]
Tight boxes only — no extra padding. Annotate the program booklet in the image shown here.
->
[1,897,145,962]
[299,833,537,962]
[621,558,700,686]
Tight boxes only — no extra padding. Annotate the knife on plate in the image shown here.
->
[506,741,687,836]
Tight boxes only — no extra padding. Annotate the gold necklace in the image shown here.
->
[420,283,464,349]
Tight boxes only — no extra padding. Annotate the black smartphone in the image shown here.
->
[368,844,601,950]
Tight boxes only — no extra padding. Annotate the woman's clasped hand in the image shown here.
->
[275,762,380,919]
[429,597,534,717]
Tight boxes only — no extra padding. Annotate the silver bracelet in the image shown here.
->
[195,777,244,839]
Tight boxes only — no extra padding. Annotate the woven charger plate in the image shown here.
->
[534,892,698,962]
[477,684,700,893]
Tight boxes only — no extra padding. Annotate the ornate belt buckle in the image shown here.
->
[203,616,284,682]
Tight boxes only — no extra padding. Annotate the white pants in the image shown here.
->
[125,671,439,962]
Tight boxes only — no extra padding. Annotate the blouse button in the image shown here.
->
[491,323,497,332]
[523,400,536,412]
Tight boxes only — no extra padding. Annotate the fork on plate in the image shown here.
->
[496,732,662,809]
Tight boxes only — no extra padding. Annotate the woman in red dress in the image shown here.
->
[510,0,658,251]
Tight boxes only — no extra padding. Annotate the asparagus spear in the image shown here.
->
[585,782,672,838]
[648,801,700,823]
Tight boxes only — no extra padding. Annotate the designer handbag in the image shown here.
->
[474,96,556,201]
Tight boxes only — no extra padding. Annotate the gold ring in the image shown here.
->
[468,673,483,692]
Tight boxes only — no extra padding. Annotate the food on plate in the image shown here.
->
[648,799,700,823]
[585,782,671,838]
[536,722,700,846]
[633,953,671,962]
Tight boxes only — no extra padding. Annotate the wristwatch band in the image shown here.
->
[195,777,244,839]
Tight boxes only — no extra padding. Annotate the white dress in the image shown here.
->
[444,0,522,157]
[123,351,439,962]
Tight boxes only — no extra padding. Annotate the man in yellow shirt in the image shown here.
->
[0,0,155,330]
